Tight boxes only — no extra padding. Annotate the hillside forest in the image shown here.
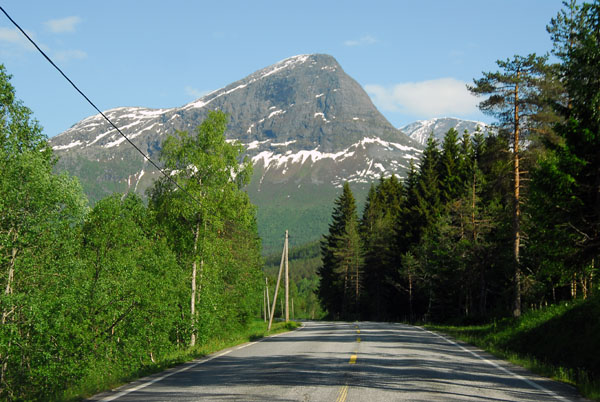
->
[318,1,600,322]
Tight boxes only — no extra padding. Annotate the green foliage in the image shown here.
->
[427,295,600,399]
[81,194,185,367]
[314,1,600,326]
[361,176,404,320]
[468,53,552,141]
[529,2,600,276]
[318,127,520,322]
[0,70,266,399]
[149,110,262,345]
[318,183,362,319]
[0,64,89,400]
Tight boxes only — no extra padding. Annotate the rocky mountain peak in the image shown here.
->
[48,53,422,251]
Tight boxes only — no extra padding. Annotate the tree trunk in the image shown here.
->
[408,271,413,322]
[472,171,477,241]
[2,247,18,325]
[590,258,595,296]
[513,74,522,318]
[190,220,201,347]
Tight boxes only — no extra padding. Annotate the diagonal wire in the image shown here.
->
[0,5,202,206]
[0,6,266,243]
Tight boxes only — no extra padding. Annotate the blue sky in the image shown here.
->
[0,0,565,137]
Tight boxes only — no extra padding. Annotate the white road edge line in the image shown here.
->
[420,327,572,402]
[98,326,302,401]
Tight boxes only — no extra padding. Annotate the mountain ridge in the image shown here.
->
[49,55,481,252]
[400,117,489,146]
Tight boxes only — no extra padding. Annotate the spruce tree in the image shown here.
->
[318,183,362,319]
[438,128,463,205]
[530,1,600,296]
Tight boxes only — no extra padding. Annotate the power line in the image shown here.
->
[0,6,259,242]
[0,5,201,206]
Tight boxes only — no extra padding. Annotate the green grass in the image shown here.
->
[62,320,301,401]
[426,295,600,400]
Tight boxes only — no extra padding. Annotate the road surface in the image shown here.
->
[90,321,585,401]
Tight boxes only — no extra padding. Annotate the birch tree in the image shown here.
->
[148,110,254,346]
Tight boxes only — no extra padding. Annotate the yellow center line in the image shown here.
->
[349,354,357,364]
[356,329,360,334]
[336,384,348,402]
[357,337,361,343]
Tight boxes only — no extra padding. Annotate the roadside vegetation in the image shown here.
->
[0,66,267,400]
[427,295,600,400]
[64,320,300,401]
[317,0,599,395]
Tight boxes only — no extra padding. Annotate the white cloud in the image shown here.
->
[365,78,479,117]
[344,35,377,47]
[44,16,82,33]
[0,27,35,51]
[0,26,83,62]
[54,49,87,62]
[185,86,210,99]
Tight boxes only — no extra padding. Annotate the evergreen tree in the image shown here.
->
[468,53,549,317]
[530,1,600,297]
[438,128,463,205]
[415,137,442,231]
[318,183,362,319]
[361,176,405,320]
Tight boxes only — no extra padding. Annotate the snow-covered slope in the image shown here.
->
[49,53,423,251]
[400,117,489,146]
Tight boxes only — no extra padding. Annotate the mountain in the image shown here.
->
[400,117,489,146]
[50,54,423,253]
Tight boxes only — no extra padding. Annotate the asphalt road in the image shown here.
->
[90,321,586,401]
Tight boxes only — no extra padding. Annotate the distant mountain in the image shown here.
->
[400,117,489,146]
[50,54,423,253]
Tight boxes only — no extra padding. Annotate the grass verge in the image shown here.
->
[63,320,301,401]
[426,296,600,400]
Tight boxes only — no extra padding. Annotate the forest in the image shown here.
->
[318,0,600,322]
[0,86,264,400]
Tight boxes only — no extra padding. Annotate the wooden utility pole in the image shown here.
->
[263,282,267,322]
[268,232,287,331]
[285,230,289,322]
[265,277,271,322]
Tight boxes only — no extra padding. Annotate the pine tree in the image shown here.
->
[468,53,549,317]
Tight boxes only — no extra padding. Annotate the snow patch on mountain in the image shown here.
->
[52,140,82,150]
[250,136,421,187]
[401,117,489,145]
